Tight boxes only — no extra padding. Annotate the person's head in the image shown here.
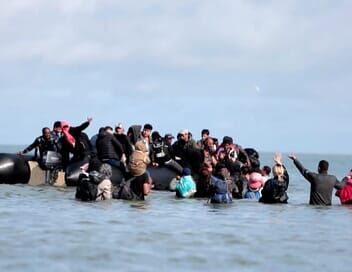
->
[201,161,213,177]
[217,149,226,161]
[115,122,124,135]
[272,164,285,181]
[318,160,329,174]
[201,129,210,140]
[262,165,271,177]
[104,126,113,134]
[61,121,70,132]
[203,137,214,149]
[151,131,162,143]
[222,136,233,150]
[179,129,189,142]
[215,164,229,180]
[164,133,174,145]
[53,121,62,134]
[142,123,153,138]
[42,127,51,140]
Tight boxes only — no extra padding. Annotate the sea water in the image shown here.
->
[0,145,351,272]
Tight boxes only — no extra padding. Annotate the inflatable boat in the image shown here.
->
[0,152,178,190]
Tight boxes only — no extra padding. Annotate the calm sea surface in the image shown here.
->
[1,145,352,272]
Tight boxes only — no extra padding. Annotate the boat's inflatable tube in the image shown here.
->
[0,153,180,190]
[148,166,178,190]
[0,153,31,184]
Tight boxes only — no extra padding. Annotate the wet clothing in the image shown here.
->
[114,172,150,200]
[335,177,352,204]
[176,175,197,198]
[260,166,289,204]
[209,176,233,203]
[293,158,344,205]
[244,190,261,200]
[60,121,92,168]
[23,135,58,160]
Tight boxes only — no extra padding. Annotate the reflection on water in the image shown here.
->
[0,151,352,271]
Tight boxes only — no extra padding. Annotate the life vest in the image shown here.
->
[336,178,352,204]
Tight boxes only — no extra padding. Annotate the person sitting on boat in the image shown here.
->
[196,128,210,148]
[172,129,202,176]
[60,117,93,169]
[216,136,250,170]
[201,136,218,166]
[163,133,175,147]
[150,131,183,174]
[140,123,153,154]
[51,121,62,152]
[19,127,59,169]
[288,154,345,205]
[96,126,126,173]
[260,153,289,204]
[335,170,352,204]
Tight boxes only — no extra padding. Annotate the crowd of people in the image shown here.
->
[20,118,352,205]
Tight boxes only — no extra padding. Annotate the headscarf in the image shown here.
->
[61,120,75,147]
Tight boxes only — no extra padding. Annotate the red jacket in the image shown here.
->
[336,178,352,204]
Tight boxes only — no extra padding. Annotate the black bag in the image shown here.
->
[76,171,103,201]
[112,177,140,200]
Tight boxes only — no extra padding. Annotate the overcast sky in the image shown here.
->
[0,0,351,154]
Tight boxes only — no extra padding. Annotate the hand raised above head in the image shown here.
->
[288,154,296,161]
[274,153,282,165]
[87,117,93,123]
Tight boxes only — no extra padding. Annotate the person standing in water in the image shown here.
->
[288,155,345,205]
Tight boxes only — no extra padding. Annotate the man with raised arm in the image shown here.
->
[288,155,345,205]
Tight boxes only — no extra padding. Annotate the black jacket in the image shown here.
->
[96,132,124,161]
[114,133,133,159]
[23,135,58,159]
[60,121,92,167]
[260,166,289,204]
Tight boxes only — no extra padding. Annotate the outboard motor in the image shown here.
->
[41,151,62,184]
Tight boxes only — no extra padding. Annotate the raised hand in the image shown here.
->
[274,153,282,165]
[288,154,296,161]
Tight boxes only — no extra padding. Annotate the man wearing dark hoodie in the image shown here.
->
[289,154,345,205]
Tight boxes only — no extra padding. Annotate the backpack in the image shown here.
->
[175,176,196,198]
[75,171,104,201]
[112,177,140,200]
[210,176,232,203]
